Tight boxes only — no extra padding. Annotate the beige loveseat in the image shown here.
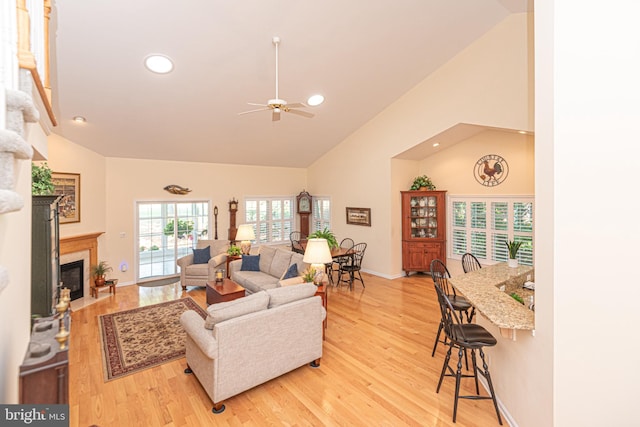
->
[228,245,308,294]
[176,239,229,290]
[180,283,325,413]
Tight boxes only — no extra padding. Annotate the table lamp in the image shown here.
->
[303,238,333,285]
[235,224,256,255]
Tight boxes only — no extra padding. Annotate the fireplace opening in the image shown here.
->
[61,260,84,301]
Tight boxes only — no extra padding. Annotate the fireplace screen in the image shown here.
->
[60,260,83,301]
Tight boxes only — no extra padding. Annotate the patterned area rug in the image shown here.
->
[98,297,206,381]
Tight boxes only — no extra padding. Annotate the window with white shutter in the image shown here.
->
[449,196,534,265]
[312,197,331,232]
[245,197,293,244]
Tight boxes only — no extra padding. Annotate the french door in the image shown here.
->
[137,201,209,280]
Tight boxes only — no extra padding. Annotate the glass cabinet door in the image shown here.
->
[409,195,438,238]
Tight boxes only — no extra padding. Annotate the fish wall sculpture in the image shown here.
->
[164,185,192,195]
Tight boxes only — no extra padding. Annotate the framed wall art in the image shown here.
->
[346,207,371,227]
[52,172,80,223]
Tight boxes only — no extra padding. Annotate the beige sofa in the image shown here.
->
[229,245,308,294]
[180,283,325,413]
[177,239,229,290]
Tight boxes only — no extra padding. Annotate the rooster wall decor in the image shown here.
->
[474,154,509,187]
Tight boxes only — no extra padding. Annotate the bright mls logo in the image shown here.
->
[1,405,68,426]
[474,154,509,187]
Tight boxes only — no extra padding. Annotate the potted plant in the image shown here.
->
[410,175,436,191]
[91,261,112,287]
[505,240,522,267]
[308,227,338,250]
[227,245,242,256]
[32,162,55,195]
[301,267,317,283]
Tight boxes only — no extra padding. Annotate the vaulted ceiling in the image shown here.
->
[49,0,531,168]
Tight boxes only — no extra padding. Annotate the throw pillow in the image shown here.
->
[266,283,318,308]
[240,254,260,271]
[204,291,269,329]
[282,263,298,280]
[193,246,211,264]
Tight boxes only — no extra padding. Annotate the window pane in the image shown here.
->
[453,202,466,227]
[471,231,487,258]
[514,202,533,232]
[470,202,486,229]
[452,229,467,256]
[492,202,508,231]
[138,201,209,280]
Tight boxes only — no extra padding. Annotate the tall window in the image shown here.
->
[137,201,209,280]
[312,197,331,232]
[450,196,533,265]
[245,197,294,244]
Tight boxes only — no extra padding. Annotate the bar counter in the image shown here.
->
[448,263,534,332]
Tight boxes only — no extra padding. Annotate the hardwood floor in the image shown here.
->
[69,273,503,426]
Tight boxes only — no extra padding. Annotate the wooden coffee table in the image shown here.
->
[206,279,245,305]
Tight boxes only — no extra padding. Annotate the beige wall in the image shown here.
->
[420,130,535,198]
[103,158,306,284]
[309,13,533,279]
[0,142,33,403]
[47,133,107,239]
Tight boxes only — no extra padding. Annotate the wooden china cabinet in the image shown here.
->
[401,190,447,276]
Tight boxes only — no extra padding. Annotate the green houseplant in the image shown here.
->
[227,245,242,256]
[301,266,317,283]
[308,227,338,249]
[410,175,436,191]
[91,261,113,287]
[32,162,55,195]
[505,240,522,267]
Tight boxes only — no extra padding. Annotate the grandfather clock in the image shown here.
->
[228,198,238,243]
[296,190,312,237]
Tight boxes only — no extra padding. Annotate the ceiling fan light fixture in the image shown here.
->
[307,94,324,106]
[144,54,174,74]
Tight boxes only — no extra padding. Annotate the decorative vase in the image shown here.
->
[419,186,428,191]
[508,258,518,268]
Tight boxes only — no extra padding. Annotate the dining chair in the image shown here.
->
[461,253,482,273]
[330,238,354,284]
[337,242,366,290]
[433,284,502,425]
[430,259,474,357]
[290,231,306,254]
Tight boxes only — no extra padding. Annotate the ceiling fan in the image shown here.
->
[239,36,314,122]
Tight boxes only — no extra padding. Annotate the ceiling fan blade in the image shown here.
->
[287,109,314,118]
[286,102,308,109]
[238,107,270,115]
[272,111,281,121]
[247,102,268,107]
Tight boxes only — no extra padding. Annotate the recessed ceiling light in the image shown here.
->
[144,55,174,74]
[518,130,527,134]
[73,116,86,123]
[307,94,324,106]
[433,143,440,147]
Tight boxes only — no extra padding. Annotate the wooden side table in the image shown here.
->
[206,279,245,305]
[225,255,242,278]
[315,284,328,339]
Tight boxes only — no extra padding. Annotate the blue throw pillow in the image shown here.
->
[241,254,260,271]
[193,246,211,264]
[282,263,298,280]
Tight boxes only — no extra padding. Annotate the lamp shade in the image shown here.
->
[303,238,332,264]
[235,224,255,241]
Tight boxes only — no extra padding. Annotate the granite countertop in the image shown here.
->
[448,263,535,330]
